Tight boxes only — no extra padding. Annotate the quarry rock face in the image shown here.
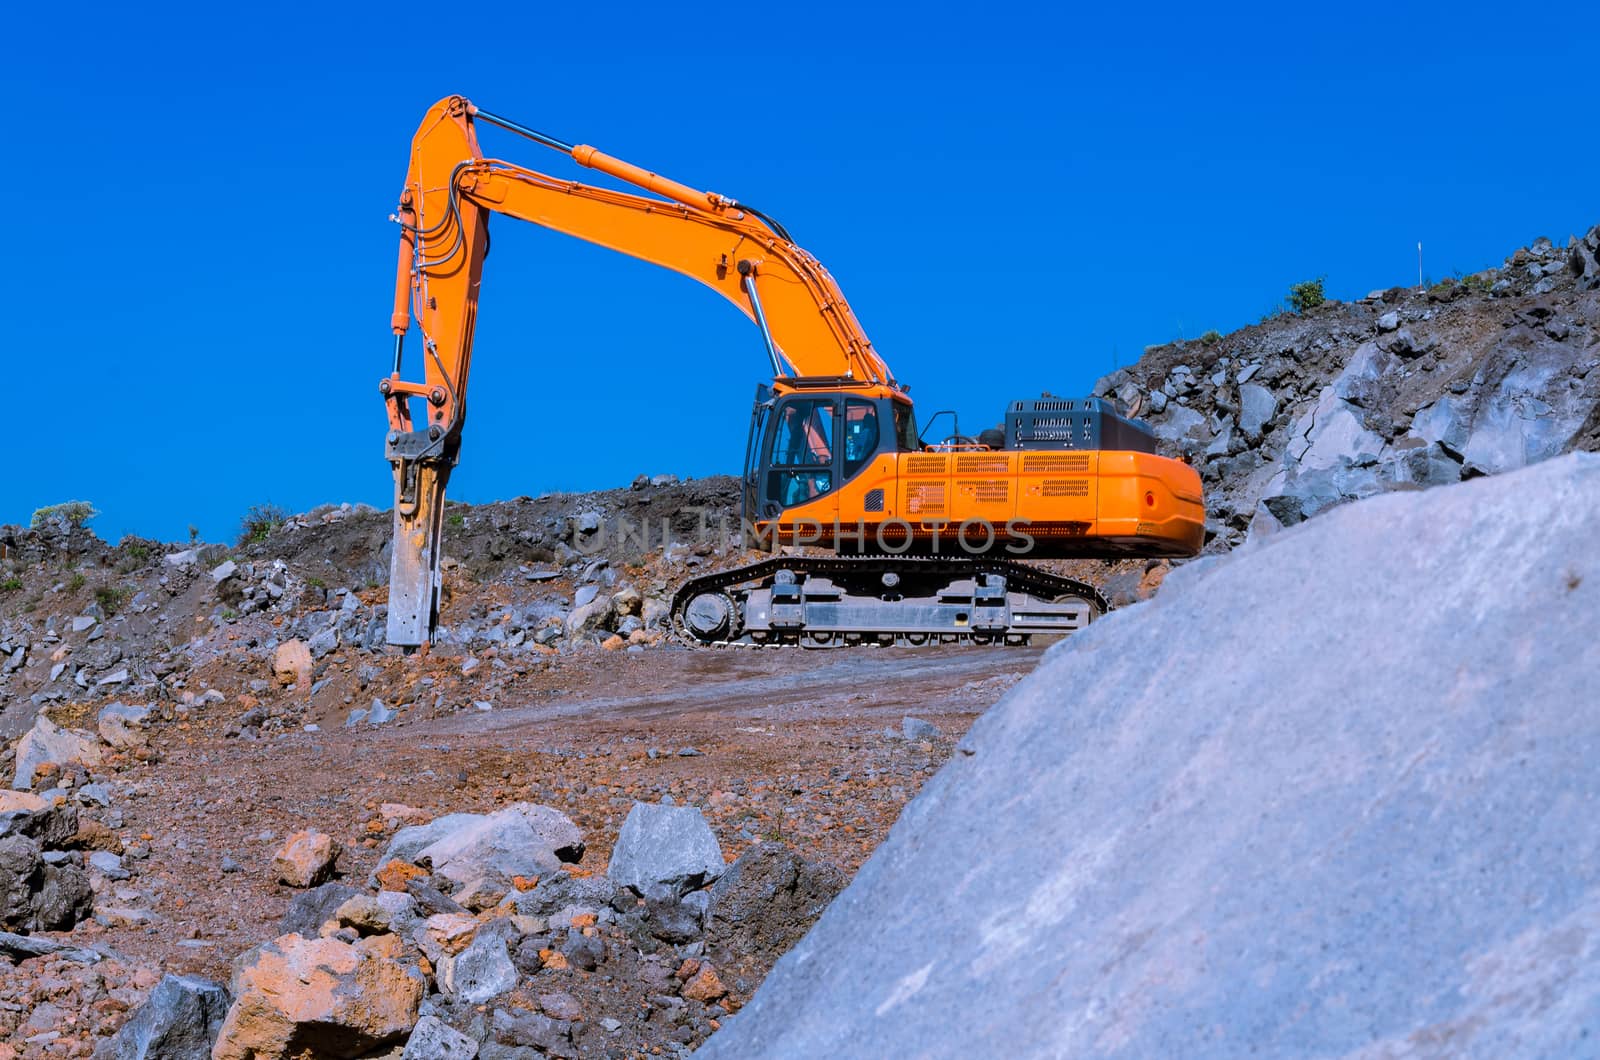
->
[702,454,1600,1058]
[1099,225,1600,550]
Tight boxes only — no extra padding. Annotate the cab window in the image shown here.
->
[766,399,835,507]
[893,401,919,451]
[843,400,880,478]
[771,400,834,465]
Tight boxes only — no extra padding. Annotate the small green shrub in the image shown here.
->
[1199,330,1222,346]
[447,512,466,528]
[0,577,21,593]
[68,572,86,592]
[239,503,289,545]
[305,575,326,590]
[31,501,98,531]
[119,537,152,563]
[188,525,201,544]
[94,585,128,616]
[1288,278,1326,313]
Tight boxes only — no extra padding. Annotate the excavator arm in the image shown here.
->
[383,96,895,645]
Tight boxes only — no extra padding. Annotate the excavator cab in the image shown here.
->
[743,383,913,531]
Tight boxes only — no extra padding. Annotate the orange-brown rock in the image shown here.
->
[271,639,313,689]
[65,818,122,853]
[212,932,425,1060]
[681,964,727,1003]
[421,913,479,957]
[375,859,427,892]
[272,830,340,888]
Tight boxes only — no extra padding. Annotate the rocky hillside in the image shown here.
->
[1094,225,1600,549]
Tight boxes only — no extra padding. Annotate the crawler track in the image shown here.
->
[671,555,1108,647]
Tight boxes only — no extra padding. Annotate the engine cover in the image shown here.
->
[1004,396,1158,453]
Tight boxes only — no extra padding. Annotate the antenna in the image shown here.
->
[1417,242,1424,288]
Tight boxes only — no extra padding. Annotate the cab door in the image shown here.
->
[743,385,775,527]
[759,395,840,524]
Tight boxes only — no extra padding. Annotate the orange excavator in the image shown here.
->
[382,96,1203,648]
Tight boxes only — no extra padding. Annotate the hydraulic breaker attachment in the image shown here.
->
[384,426,456,647]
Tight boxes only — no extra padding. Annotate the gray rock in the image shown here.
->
[1148,389,1168,413]
[76,783,111,808]
[1238,384,1278,440]
[564,597,614,637]
[491,1008,571,1054]
[900,717,938,740]
[411,804,585,885]
[1152,404,1209,456]
[0,793,78,848]
[705,842,845,966]
[71,616,97,633]
[373,814,484,876]
[13,714,103,789]
[1412,397,1470,457]
[701,454,1600,1059]
[607,802,724,899]
[0,930,103,964]
[89,851,129,881]
[367,699,395,726]
[1203,415,1235,458]
[277,881,361,937]
[1377,310,1400,331]
[573,585,600,608]
[440,933,517,1004]
[97,702,153,750]
[209,560,237,583]
[308,626,339,659]
[403,1014,479,1060]
[100,974,230,1060]
[0,835,92,931]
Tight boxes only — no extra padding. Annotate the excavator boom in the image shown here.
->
[383,97,896,643]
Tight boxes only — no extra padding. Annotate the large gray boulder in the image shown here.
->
[411,804,585,885]
[0,790,78,848]
[13,714,102,789]
[97,974,230,1059]
[0,834,93,931]
[701,454,1600,1059]
[607,802,724,899]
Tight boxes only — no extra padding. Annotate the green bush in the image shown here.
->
[447,512,466,528]
[1199,330,1222,346]
[239,503,289,545]
[119,537,152,563]
[0,577,21,593]
[68,572,86,592]
[1288,278,1327,313]
[94,585,128,616]
[31,501,98,531]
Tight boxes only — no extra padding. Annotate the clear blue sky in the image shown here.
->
[7,1,1597,543]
